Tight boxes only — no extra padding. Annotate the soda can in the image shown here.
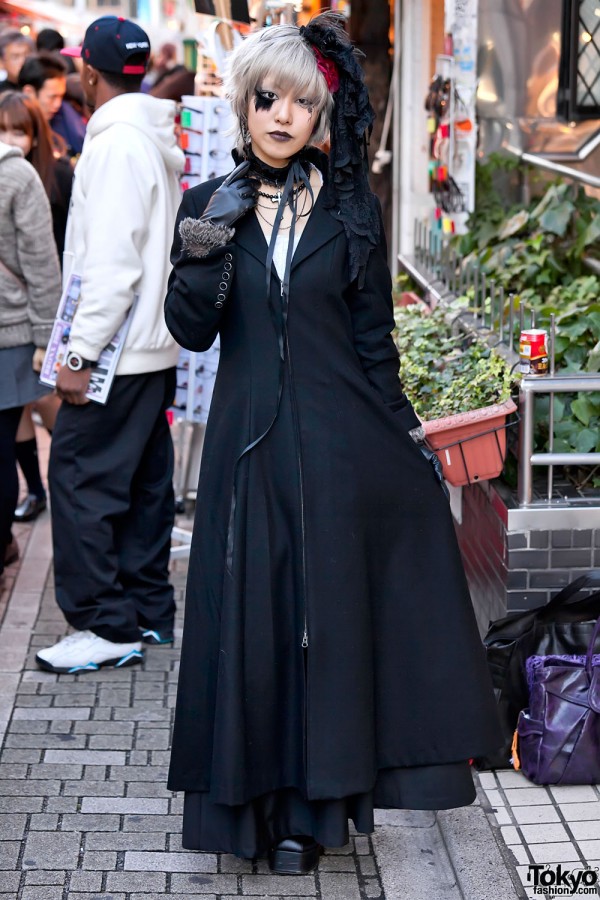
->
[519,329,549,376]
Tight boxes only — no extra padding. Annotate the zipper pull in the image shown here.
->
[302,628,308,649]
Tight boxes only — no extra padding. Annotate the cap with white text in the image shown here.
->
[62,16,150,75]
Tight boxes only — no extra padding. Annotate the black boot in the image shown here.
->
[268,836,322,874]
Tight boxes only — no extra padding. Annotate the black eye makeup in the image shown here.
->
[254,89,276,112]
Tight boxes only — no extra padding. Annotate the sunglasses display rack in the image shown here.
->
[178,94,234,191]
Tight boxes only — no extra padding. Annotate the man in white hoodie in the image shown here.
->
[37,17,184,674]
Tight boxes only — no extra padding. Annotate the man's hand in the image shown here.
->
[55,365,92,405]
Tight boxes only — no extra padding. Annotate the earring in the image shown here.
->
[242,124,251,145]
[88,79,94,86]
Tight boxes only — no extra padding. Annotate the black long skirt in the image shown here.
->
[182,762,475,859]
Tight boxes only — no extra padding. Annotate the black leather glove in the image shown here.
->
[419,444,450,500]
[201,160,257,227]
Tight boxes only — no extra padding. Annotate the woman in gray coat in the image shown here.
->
[0,141,61,574]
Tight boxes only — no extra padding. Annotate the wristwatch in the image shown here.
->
[66,351,96,372]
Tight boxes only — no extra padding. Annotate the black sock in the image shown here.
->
[15,438,45,499]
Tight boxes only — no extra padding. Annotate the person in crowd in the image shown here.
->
[35,16,184,675]
[19,52,85,156]
[0,30,33,93]
[0,139,61,576]
[0,91,73,522]
[164,13,501,874]
[147,43,194,103]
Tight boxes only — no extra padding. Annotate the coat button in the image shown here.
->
[225,253,233,261]
[223,262,232,271]
[221,272,230,280]
[215,300,224,308]
[219,282,227,290]
[217,293,225,301]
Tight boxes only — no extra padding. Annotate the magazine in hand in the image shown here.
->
[40,272,136,405]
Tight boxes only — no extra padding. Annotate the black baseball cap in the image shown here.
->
[62,16,150,75]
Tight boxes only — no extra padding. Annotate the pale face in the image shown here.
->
[1,41,31,83]
[246,79,316,168]
[0,122,32,156]
[36,76,67,120]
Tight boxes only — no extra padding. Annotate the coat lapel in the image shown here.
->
[234,188,345,272]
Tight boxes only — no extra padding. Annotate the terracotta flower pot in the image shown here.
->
[422,398,517,487]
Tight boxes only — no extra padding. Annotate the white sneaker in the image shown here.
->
[35,630,143,674]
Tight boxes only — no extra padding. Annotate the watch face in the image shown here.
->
[67,352,83,372]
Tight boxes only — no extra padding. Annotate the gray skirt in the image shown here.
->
[0,344,51,411]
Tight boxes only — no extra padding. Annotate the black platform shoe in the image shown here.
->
[268,836,322,874]
[14,493,47,523]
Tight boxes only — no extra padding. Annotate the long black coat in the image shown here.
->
[165,173,501,806]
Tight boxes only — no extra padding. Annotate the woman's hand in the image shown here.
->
[202,160,258,227]
[32,348,46,373]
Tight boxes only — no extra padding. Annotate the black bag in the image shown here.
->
[476,572,600,770]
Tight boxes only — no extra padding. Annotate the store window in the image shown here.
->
[558,0,600,120]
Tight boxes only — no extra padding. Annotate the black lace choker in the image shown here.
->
[244,147,302,187]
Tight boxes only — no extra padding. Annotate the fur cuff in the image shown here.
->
[179,217,234,259]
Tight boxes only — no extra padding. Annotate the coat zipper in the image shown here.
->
[284,328,309,649]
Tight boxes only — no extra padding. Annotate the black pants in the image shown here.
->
[49,369,176,643]
[0,406,23,575]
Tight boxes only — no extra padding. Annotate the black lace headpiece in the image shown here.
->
[300,12,379,287]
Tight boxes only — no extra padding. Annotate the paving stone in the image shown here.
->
[61,814,120,832]
[125,851,218,872]
[81,798,168,815]
[68,871,103,891]
[169,873,239,892]
[67,895,125,900]
[561,802,600,822]
[86,832,166,851]
[0,779,60,796]
[44,750,126,765]
[12,707,91,720]
[0,797,44,813]
[123,815,181,832]
[106,871,167,892]
[44,798,79,813]
[7,722,48,733]
[0,764,27,778]
[528,841,580,863]
[21,888,64,900]
[134,730,170,750]
[126,781,172,798]
[512,805,561,825]
[22,832,80,869]
[109,766,167,782]
[0,839,24,870]
[520,823,570,843]
[6,735,86,749]
[74,722,134,735]
[216,854,253,873]
[0,749,42,763]
[29,814,60,831]
[81,851,118,869]
[319,855,357,872]
[28,764,83,779]
[63,781,125,797]
[319,873,362,900]
[240,874,317,895]
[0,871,20,892]
[0,814,26,839]
[23,870,65,884]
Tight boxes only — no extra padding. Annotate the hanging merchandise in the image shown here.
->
[178,95,234,191]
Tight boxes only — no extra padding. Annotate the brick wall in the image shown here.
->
[454,482,600,635]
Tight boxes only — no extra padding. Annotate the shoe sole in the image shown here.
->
[268,845,321,874]
[35,648,144,675]
[14,502,47,523]
[140,630,174,645]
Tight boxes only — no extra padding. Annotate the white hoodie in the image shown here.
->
[64,92,184,375]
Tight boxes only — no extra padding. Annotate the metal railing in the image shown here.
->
[401,222,600,507]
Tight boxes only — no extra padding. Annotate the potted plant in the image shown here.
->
[394,303,517,486]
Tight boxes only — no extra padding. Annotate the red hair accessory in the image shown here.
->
[313,47,340,94]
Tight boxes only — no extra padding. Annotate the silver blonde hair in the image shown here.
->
[225,24,334,154]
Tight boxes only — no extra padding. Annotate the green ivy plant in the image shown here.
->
[393,304,514,420]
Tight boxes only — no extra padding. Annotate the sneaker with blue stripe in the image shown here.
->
[139,627,174,645]
[35,630,143,674]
